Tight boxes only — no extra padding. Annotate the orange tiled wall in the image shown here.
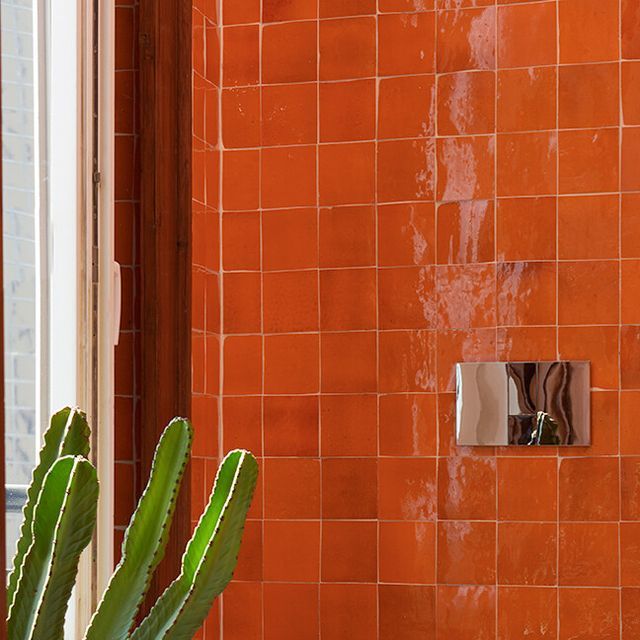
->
[212,0,640,638]
[192,0,222,637]
[114,0,141,555]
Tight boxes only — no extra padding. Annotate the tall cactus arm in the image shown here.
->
[7,408,91,610]
[84,418,193,640]
[7,456,98,640]
[129,450,258,640]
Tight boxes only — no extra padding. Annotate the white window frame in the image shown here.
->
[46,0,115,634]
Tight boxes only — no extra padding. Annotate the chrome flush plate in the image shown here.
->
[455,361,591,446]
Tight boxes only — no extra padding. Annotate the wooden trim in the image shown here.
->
[138,0,192,599]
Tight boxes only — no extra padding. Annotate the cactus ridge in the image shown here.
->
[130,450,259,640]
[83,418,193,640]
[7,408,90,613]
[8,456,98,640]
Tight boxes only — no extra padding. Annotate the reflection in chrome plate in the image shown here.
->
[456,361,590,446]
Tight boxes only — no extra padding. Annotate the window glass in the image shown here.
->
[1,0,39,568]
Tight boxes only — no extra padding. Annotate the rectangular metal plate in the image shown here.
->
[456,361,590,446]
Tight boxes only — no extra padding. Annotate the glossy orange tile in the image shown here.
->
[497,262,556,326]
[623,62,640,125]
[319,205,376,267]
[262,0,316,22]
[437,71,495,136]
[559,522,619,586]
[378,203,435,267]
[264,458,321,519]
[559,128,619,194]
[262,208,318,271]
[223,211,260,271]
[221,87,260,148]
[378,266,436,330]
[379,521,436,584]
[263,521,320,582]
[379,585,436,640]
[623,587,640,639]
[559,457,620,521]
[319,142,375,206]
[622,457,640,520]
[321,331,377,393]
[378,12,435,76]
[623,126,640,191]
[622,326,640,390]
[623,260,640,324]
[319,79,375,142]
[321,394,377,456]
[320,585,377,640]
[223,0,260,25]
[222,396,262,454]
[379,457,437,521]
[222,582,262,640]
[623,194,640,258]
[437,264,496,329]
[320,17,376,81]
[262,83,317,146]
[558,195,619,260]
[438,456,496,520]
[437,135,495,201]
[498,457,557,521]
[222,150,259,210]
[223,335,262,394]
[497,326,558,362]
[223,272,261,334]
[559,63,619,129]
[559,326,619,389]
[379,75,435,139]
[262,21,317,84]
[436,7,496,73]
[378,138,435,202]
[498,522,557,586]
[322,458,378,519]
[497,132,556,196]
[264,333,319,393]
[497,2,556,68]
[498,587,557,640]
[436,328,497,392]
[379,330,437,392]
[621,392,640,455]
[496,197,556,262]
[559,587,620,640]
[622,522,640,585]
[262,145,316,208]
[438,521,496,585]
[558,261,619,326]
[379,393,437,456]
[497,67,556,132]
[222,25,259,86]
[320,0,376,17]
[437,200,494,265]
[263,270,318,333]
[263,584,318,640]
[264,395,318,456]
[321,521,377,582]
[623,0,640,58]
[559,0,619,63]
[320,268,376,331]
[436,586,496,640]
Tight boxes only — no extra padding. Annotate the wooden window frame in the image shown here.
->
[139,0,192,598]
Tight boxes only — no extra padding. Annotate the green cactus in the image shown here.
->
[6,408,258,640]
